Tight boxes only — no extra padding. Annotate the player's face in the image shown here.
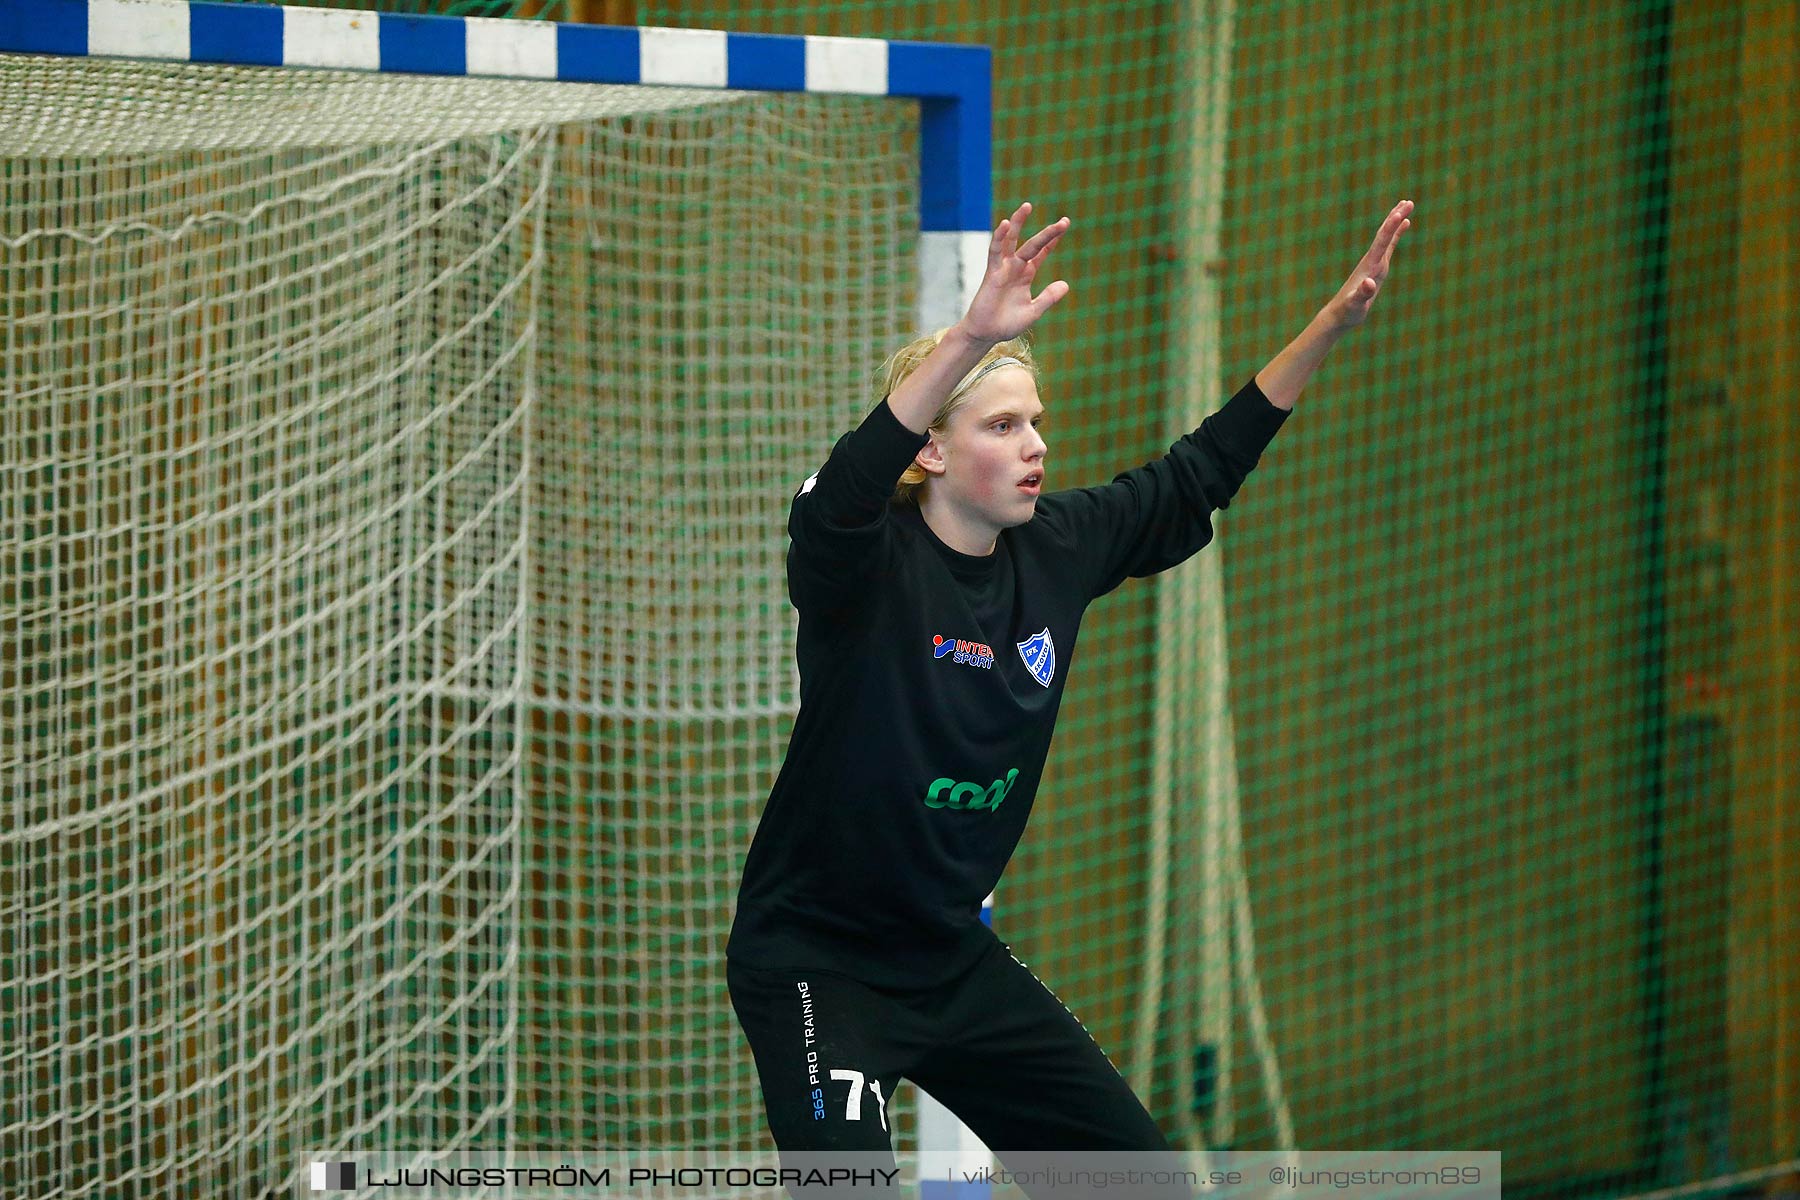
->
[936,367,1048,530]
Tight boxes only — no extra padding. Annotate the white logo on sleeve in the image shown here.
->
[798,471,819,497]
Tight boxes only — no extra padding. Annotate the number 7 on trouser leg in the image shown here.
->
[727,959,914,1198]
[829,1070,890,1129]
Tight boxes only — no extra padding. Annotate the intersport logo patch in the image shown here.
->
[932,634,995,670]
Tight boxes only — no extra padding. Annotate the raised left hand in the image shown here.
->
[1327,199,1413,330]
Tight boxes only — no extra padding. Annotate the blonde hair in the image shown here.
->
[883,329,1039,504]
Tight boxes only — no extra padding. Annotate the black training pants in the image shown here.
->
[728,936,1192,1198]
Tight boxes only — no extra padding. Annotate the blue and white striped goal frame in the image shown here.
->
[0,0,997,1190]
[0,0,993,332]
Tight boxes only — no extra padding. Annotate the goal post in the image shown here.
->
[1,2,991,1194]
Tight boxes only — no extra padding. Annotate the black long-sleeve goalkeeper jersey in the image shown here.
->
[726,379,1290,989]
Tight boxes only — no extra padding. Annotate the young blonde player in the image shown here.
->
[728,200,1414,1193]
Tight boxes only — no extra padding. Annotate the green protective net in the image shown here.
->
[3,1,1796,1198]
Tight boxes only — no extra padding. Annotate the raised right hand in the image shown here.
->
[958,202,1071,344]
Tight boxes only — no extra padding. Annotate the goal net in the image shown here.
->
[1,51,917,1197]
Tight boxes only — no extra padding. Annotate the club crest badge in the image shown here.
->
[1015,627,1056,688]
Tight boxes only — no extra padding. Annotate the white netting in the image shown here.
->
[1,52,916,1198]
[0,55,739,159]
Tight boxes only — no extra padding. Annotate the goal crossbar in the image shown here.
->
[1,0,992,330]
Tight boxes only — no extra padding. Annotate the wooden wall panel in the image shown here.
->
[1731,0,1799,1183]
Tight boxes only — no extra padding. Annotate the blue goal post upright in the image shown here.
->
[0,0,993,1194]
